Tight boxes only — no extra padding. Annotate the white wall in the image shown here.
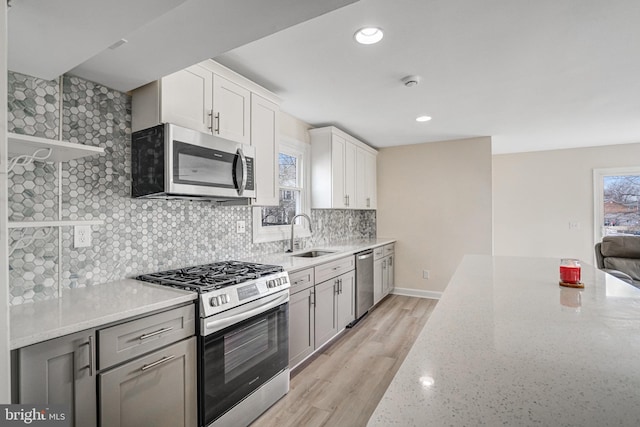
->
[493,142,640,264]
[280,110,311,144]
[377,137,493,295]
[1,0,11,403]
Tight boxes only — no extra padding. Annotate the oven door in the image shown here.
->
[200,291,289,426]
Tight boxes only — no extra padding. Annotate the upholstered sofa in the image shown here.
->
[595,235,640,288]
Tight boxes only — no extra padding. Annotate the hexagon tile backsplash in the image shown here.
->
[6,71,376,305]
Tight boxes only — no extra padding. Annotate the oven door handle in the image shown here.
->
[204,292,289,335]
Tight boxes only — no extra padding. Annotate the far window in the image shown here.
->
[594,167,640,242]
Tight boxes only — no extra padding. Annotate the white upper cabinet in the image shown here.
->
[131,60,281,205]
[212,74,251,145]
[160,65,213,134]
[251,93,280,206]
[310,126,377,210]
[356,147,377,209]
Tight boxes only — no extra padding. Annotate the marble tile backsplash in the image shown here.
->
[6,71,376,305]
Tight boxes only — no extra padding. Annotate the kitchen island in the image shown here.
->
[368,255,640,426]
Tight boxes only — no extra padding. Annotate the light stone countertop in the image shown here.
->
[10,279,196,349]
[10,238,394,350]
[241,238,396,271]
[368,255,640,426]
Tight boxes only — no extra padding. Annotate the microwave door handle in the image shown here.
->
[236,148,248,196]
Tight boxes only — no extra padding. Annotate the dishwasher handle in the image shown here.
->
[357,251,373,260]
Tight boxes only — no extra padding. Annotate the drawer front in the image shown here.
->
[98,304,195,369]
[373,246,385,260]
[289,268,315,294]
[315,255,355,284]
[384,243,395,256]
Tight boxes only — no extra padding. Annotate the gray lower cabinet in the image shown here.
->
[14,303,196,427]
[17,329,97,427]
[99,336,197,427]
[314,277,338,349]
[315,270,356,349]
[336,270,355,330]
[288,286,315,367]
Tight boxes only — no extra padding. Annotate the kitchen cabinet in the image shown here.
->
[16,329,97,427]
[13,303,196,427]
[314,257,356,349]
[132,60,281,206]
[356,147,377,209]
[287,256,356,368]
[374,244,395,305]
[211,73,251,144]
[314,270,355,349]
[99,337,197,427]
[310,126,377,210]
[132,63,250,145]
[288,267,315,368]
[251,93,280,206]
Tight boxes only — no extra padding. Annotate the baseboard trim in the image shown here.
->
[392,287,442,300]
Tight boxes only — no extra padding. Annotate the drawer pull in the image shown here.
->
[141,355,175,371]
[139,327,174,341]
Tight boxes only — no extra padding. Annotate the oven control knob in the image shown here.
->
[267,279,275,288]
[210,296,220,307]
[220,294,229,304]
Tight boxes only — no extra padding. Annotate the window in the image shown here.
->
[253,137,310,243]
[594,167,640,243]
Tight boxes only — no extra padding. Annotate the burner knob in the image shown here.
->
[210,296,220,307]
[267,280,275,288]
[220,294,229,304]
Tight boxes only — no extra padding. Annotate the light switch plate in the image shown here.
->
[74,225,92,248]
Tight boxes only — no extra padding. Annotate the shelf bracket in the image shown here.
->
[9,227,55,257]
[7,147,53,173]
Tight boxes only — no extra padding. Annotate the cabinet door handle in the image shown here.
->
[139,327,173,341]
[80,335,94,376]
[344,195,348,206]
[339,279,343,294]
[310,290,315,306]
[207,109,214,132]
[141,355,176,372]
[214,112,220,134]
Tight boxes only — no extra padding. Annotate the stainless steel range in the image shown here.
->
[137,261,290,427]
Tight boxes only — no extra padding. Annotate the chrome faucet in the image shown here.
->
[287,213,313,253]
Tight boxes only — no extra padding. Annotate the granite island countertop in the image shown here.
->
[10,279,196,349]
[368,255,640,426]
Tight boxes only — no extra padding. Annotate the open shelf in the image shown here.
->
[8,133,104,163]
[8,220,105,229]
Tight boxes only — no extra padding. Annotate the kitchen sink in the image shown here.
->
[291,250,336,258]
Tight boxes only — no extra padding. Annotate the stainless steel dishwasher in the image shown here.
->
[354,249,374,322]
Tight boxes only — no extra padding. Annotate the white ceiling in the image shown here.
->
[7,0,357,92]
[8,0,640,154]
[214,0,640,154]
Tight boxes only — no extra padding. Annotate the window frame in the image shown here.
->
[252,136,311,244]
[593,166,640,249]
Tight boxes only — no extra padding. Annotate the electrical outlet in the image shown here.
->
[423,270,430,280]
[74,225,92,248]
[569,221,580,230]
[236,220,246,234]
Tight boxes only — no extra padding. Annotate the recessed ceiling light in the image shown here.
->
[416,116,432,122]
[354,27,384,45]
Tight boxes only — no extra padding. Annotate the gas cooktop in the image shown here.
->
[136,260,284,293]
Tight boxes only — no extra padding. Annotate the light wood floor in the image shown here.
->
[251,294,438,427]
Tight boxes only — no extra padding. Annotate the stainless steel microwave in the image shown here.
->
[131,123,255,202]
